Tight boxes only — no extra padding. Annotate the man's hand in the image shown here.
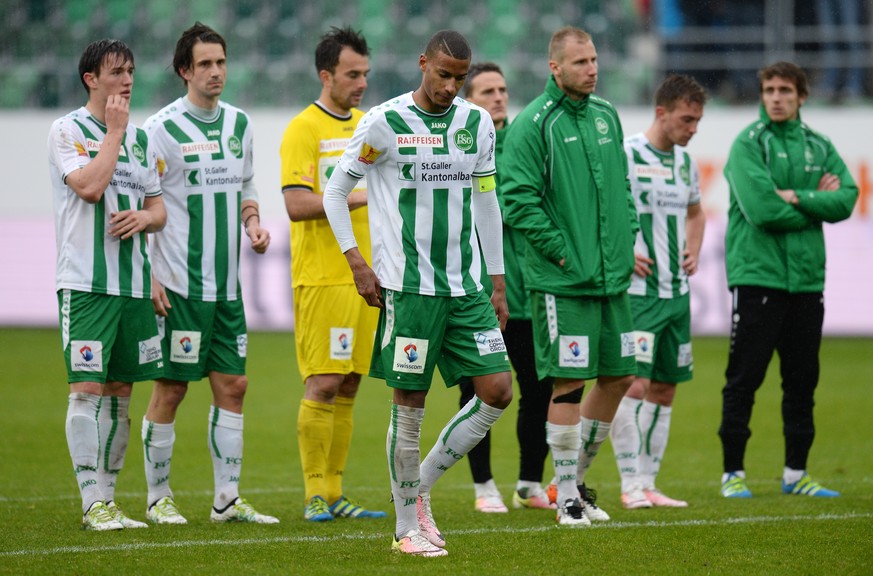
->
[151,277,171,317]
[682,248,699,276]
[246,221,270,254]
[489,276,510,331]
[634,253,654,277]
[346,248,382,308]
[109,209,153,239]
[105,94,130,136]
[817,172,840,191]
[776,189,799,205]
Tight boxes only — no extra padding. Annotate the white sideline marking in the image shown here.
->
[2,512,871,557]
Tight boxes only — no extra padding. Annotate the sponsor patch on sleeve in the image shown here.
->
[358,143,382,165]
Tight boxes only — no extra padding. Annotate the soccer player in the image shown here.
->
[141,22,277,525]
[458,62,554,513]
[280,26,385,522]
[48,38,166,530]
[718,61,857,498]
[323,30,513,557]
[502,27,638,527]
[609,74,707,509]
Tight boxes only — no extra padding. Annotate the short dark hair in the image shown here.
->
[315,26,369,75]
[758,61,809,99]
[78,39,134,93]
[173,22,226,83]
[464,62,504,97]
[424,30,471,61]
[654,74,707,110]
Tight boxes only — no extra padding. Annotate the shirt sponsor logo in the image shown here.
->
[620,332,636,357]
[474,329,506,356]
[171,330,201,364]
[453,129,473,151]
[634,330,654,364]
[320,138,351,153]
[677,342,692,367]
[330,327,354,360]
[396,134,445,148]
[138,335,162,365]
[184,169,200,187]
[358,143,382,164]
[635,165,673,179]
[393,337,428,374]
[398,162,416,181]
[558,335,588,368]
[71,340,103,372]
[86,138,127,158]
[181,141,221,155]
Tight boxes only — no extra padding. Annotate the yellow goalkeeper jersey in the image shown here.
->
[280,102,371,287]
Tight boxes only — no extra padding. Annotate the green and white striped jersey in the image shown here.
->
[337,92,497,297]
[625,133,701,298]
[48,107,161,298]
[144,98,254,301]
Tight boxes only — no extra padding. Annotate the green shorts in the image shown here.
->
[158,290,247,382]
[630,293,693,383]
[530,291,636,380]
[370,289,511,391]
[58,289,163,384]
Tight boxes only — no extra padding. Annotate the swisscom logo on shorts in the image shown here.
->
[71,340,103,372]
[330,327,353,360]
[138,335,163,365]
[559,335,589,368]
[170,330,201,364]
[634,330,655,364]
[393,337,428,374]
[474,329,505,356]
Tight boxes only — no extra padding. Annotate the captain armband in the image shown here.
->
[475,175,496,193]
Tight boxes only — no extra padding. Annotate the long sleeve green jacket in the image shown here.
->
[724,106,858,292]
[501,76,637,297]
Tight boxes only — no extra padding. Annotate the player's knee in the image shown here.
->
[154,379,188,409]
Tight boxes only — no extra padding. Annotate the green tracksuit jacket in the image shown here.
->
[501,76,638,297]
[724,106,858,293]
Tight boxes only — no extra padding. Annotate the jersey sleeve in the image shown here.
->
[337,107,387,179]
[473,110,497,177]
[279,114,317,190]
[688,154,701,206]
[243,114,255,184]
[137,127,161,197]
[48,117,89,181]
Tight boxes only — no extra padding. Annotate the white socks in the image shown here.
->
[610,396,643,492]
[142,418,175,507]
[387,404,424,537]
[547,422,581,505]
[576,417,611,484]
[419,397,504,495]
[66,392,102,513]
[783,467,804,485]
[638,401,671,490]
[97,395,131,503]
[208,406,244,510]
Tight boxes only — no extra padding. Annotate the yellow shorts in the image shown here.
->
[293,284,379,381]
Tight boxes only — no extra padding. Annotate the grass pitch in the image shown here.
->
[0,329,871,575]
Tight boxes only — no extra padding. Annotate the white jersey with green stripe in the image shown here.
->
[48,107,161,298]
[144,98,254,301]
[337,92,497,297]
[625,133,701,299]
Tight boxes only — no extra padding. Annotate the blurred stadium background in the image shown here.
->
[1,0,871,334]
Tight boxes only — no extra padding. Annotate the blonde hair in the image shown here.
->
[549,27,592,62]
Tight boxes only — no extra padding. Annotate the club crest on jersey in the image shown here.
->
[595,118,609,135]
[181,141,220,155]
[358,143,382,164]
[679,164,690,185]
[395,134,444,148]
[227,135,243,158]
[131,142,146,165]
[453,129,473,151]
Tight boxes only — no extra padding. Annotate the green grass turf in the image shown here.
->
[0,329,871,574]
